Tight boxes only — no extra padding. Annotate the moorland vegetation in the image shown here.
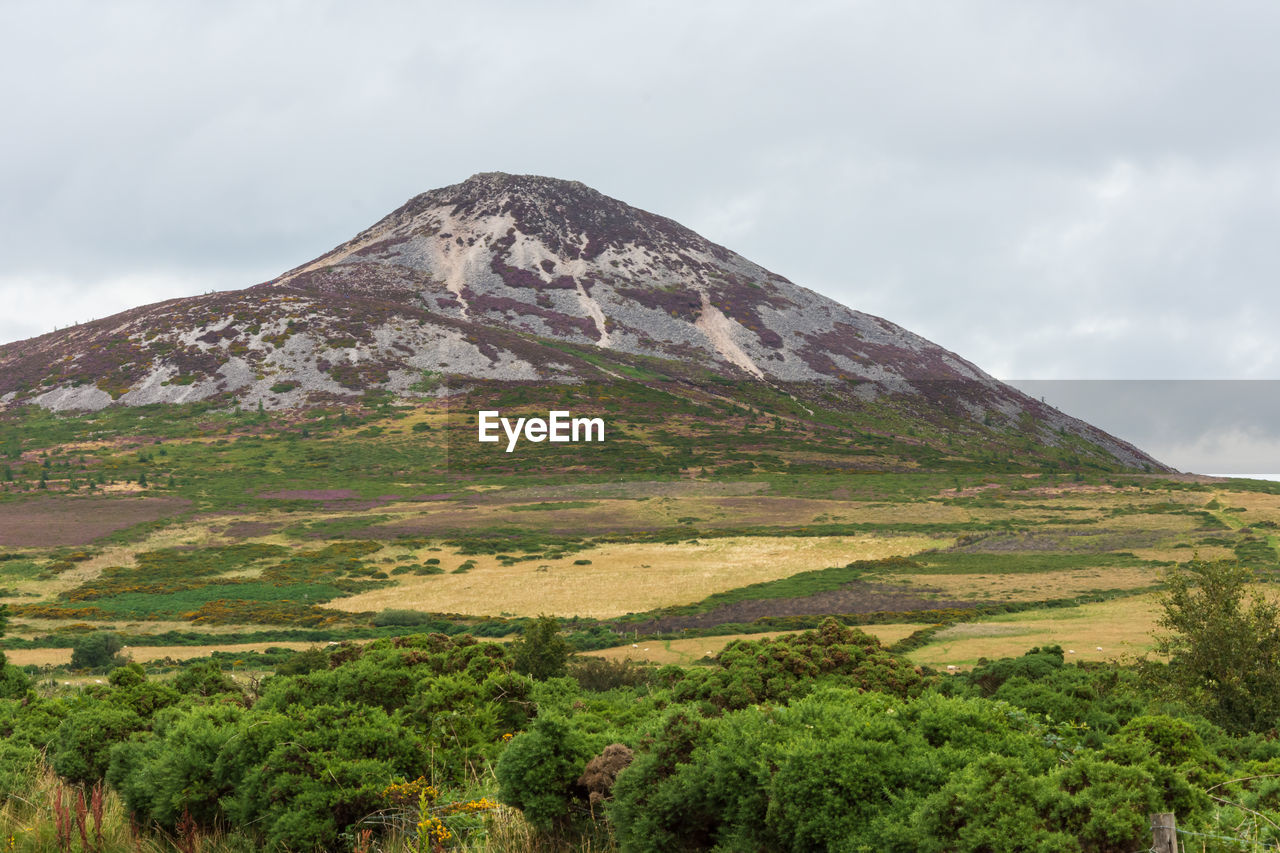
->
[0,386,1278,850]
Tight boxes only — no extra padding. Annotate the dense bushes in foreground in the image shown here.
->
[2,620,1280,850]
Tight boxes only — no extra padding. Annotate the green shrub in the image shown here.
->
[173,660,240,697]
[511,616,570,681]
[108,703,245,830]
[0,740,40,797]
[218,702,428,849]
[496,713,606,832]
[911,754,1076,852]
[0,695,68,750]
[0,657,30,699]
[69,631,126,671]
[609,690,1073,852]
[669,618,924,710]
[52,704,144,785]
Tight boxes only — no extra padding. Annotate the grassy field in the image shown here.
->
[2,397,1279,669]
[332,534,950,619]
[5,640,325,667]
[906,595,1166,668]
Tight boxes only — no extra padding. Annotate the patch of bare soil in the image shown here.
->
[630,582,979,633]
[0,496,192,547]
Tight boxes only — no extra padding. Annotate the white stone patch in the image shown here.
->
[940,354,991,383]
[827,354,906,385]
[117,364,212,406]
[421,209,519,316]
[401,328,540,380]
[217,357,255,391]
[575,280,611,347]
[694,293,763,379]
[33,384,114,411]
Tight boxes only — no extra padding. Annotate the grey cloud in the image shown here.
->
[1011,381,1280,476]
[2,2,1278,398]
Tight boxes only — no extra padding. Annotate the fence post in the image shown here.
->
[1150,812,1177,853]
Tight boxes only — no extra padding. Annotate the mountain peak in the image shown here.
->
[374,171,710,265]
[0,173,1168,471]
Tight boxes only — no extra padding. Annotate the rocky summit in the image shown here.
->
[0,172,1165,470]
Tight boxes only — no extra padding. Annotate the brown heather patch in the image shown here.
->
[895,566,1160,602]
[331,534,950,619]
[0,496,192,547]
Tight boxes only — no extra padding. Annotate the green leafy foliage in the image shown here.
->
[669,618,925,710]
[1154,559,1280,732]
[52,703,144,786]
[69,631,126,671]
[496,713,607,833]
[511,615,570,680]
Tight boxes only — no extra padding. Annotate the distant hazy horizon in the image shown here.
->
[1008,380,1280,479]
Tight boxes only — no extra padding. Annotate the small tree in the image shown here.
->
[1154,559,1280,732]
[511,615,570,681]
[70,632,127,672]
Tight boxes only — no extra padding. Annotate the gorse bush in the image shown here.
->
[668,618,925,710]
[608,690,1080,851]
[9,611,1280,850]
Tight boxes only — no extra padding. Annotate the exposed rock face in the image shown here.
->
[0,172,1167,470]
[266,172,986,386]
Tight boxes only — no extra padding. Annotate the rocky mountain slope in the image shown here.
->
[0,172,1167,470]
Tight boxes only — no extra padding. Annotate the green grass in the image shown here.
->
[284,515,392,538]
[82,582,349,618]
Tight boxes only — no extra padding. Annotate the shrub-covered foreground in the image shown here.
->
[3,619,1280,851]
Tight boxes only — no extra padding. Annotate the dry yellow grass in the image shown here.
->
[1101,512,1204,536]
[333,534,952,619]
[908,595,1165,669]
[582,623,930,666]
[1212,489,1280,526]
[8,618,301,638]
[1128,544,1235,562]
[896,565,1161,602]
[5,640,325,668]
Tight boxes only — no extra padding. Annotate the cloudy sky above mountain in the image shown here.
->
[2,1,1277,472]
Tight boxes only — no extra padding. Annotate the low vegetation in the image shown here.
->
[2,396,1279,849]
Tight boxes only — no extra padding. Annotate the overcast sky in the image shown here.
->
[2,2,1278,472]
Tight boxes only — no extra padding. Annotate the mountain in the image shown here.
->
[0,172,1167,471]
